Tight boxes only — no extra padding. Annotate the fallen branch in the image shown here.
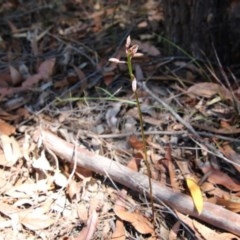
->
[36,130,240,236]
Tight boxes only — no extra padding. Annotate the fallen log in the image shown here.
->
[35,130,240,236]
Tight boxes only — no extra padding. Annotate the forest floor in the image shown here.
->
[1,1,240,239]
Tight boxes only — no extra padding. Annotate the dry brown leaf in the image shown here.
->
[0,71,12,87]
[19,208,55,231]
[134,40,160,56]
[54,76,70,89]
[0,135,13,164]
[74,67,86,81]
[217,233,240,240]
[0,87,15,97]
[105,103,122,132]
[103,71,114,86]
[0,134,22,165]
[76,204,88,222]
[113,190,153,235]
[32,150,52,171]
[126,108,161,126]
[220,120,232,130]
[38,57,56,79]
[201,182,230,199]
[0,109,18,121]
[91,10,103,32]
[218,143,240,172]
[0,202,22,217]
[204,167,240,192]
[0,119,16,136]
[67,179,81,200]
[75,210,98,240]
[217,121,240,135]
[9,65,22,86]
[0,202,54,231]
[187,82,231,99]
[164,145,177,189]
[176,212,206,239]
[114,208,153,235]
[169,221,180,240]
[0,168,13,192]
[9,135,22,161]
[216,197,240,213]
[178,211,240,239]
[111,220,125,240]
[16,107,30,120]
[5,179,51,198]
[128,135,144,150]
[127,154,142,172]
[72,65,87,91]
[114,191,128,211]
[76,165,92,178]
[7,20,18,33]
[14,198,34,208]
[191,122,240,135]
[21,73,42,88]
[21,58,55,88]
[192,214,240,240]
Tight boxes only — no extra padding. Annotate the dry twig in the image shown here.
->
[35,129,240,237]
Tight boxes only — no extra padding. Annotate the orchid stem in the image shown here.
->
[126,52,155,224]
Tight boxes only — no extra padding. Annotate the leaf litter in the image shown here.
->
[0,0,240,239]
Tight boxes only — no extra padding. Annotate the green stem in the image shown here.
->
[127,54,155,222]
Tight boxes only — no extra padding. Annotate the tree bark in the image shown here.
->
[162,0,240,64]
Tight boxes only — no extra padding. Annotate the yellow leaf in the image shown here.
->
[186,177,203,214]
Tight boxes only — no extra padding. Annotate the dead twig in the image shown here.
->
[35,129,240,237]
[94,130,240,143]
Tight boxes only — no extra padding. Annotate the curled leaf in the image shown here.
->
[186,177,203,214]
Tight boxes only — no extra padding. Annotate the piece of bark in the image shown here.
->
[35,130,240,236]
